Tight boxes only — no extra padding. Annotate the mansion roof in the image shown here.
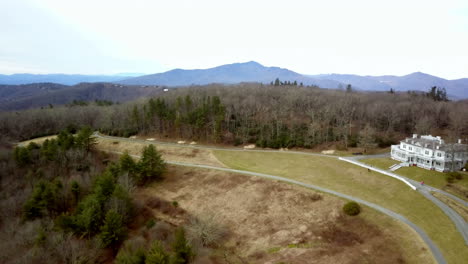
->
[402,134,468,152]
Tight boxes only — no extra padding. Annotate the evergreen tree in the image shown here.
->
[23,180,63,220]
[76,126,96,152]
[14,146,31,166]
[274,78,280,86]
[120,151,136,173]
[99,209,127,248]
[137,145,165,185]
[346,84,352,93]
[57,130,75,150]
[71,180,81,203]
[74,194,104,236]
[171,228,194,264]
[146,241,169,264]
[116,246,146,264]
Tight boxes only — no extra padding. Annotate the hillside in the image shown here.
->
[0,83,163,110]
[0,73,140,85]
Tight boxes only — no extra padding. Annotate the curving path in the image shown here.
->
[342,156,468,246]
[101,148,446,264]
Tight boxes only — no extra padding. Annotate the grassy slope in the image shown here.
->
[361,158,468,199]
[214,150,467,264]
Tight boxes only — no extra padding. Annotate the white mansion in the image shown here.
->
[391,134,468,172]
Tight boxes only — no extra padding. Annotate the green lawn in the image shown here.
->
[361,158,468,200]
[214,150,467,264]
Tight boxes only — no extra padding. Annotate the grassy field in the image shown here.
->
[145,165,434,264]
[432,192,468,222]
[361,158,468,200]
[214,150,468,264]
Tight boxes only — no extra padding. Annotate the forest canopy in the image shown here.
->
[1,83,467,149]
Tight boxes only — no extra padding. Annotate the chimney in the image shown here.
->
[413,134,417,139]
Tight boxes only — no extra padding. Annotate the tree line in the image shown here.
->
[1,83,467,149]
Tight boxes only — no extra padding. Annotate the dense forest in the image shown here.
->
[1,83,467,149]
[0,127,201,263]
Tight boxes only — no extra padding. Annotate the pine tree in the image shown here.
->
[274,78,280,86]
[99,209,127,248]
[137,145,165,185]
[71,180,81,203]
[146,241,169,264]
[120,151,136,173]
[76,126,96,152]
[171,228,194,264]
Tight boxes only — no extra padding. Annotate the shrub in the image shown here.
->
[446,174,455,184]
[146,219,156,229]
[115,239,146,264]
[172,228,194,264]
[343,201,361,216]
[146,240,169,264]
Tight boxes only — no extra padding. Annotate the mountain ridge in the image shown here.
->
[1,61,467,99]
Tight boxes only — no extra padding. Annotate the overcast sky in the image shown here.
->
[1,0,467,79]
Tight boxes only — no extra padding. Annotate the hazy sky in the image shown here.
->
[1,0,467,78]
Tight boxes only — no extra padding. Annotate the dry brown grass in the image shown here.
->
[137,165,433,264]
[19,135,57,146]
[95,137,224,167]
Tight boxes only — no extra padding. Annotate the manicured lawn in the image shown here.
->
[361,158,468,200]
[360,157,398,170]
[214,150,467,264]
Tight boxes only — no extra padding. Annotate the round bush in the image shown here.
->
[343,201,361,216]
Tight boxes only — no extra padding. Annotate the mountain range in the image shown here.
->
[0,61,467,110]
[0,73,141,86]
[116,61,468,99]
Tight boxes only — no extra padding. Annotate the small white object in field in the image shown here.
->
[190,141,197,145]
[321,150,335,154]
[163,88,169,92]
[129,136,137,139]
[146,138,155,141]
[243,144,256,149]
[177,141,186,144]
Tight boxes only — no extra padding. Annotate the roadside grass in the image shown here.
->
[432,192,468,222]
[214,150,467,264]
[361,158,468,200]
